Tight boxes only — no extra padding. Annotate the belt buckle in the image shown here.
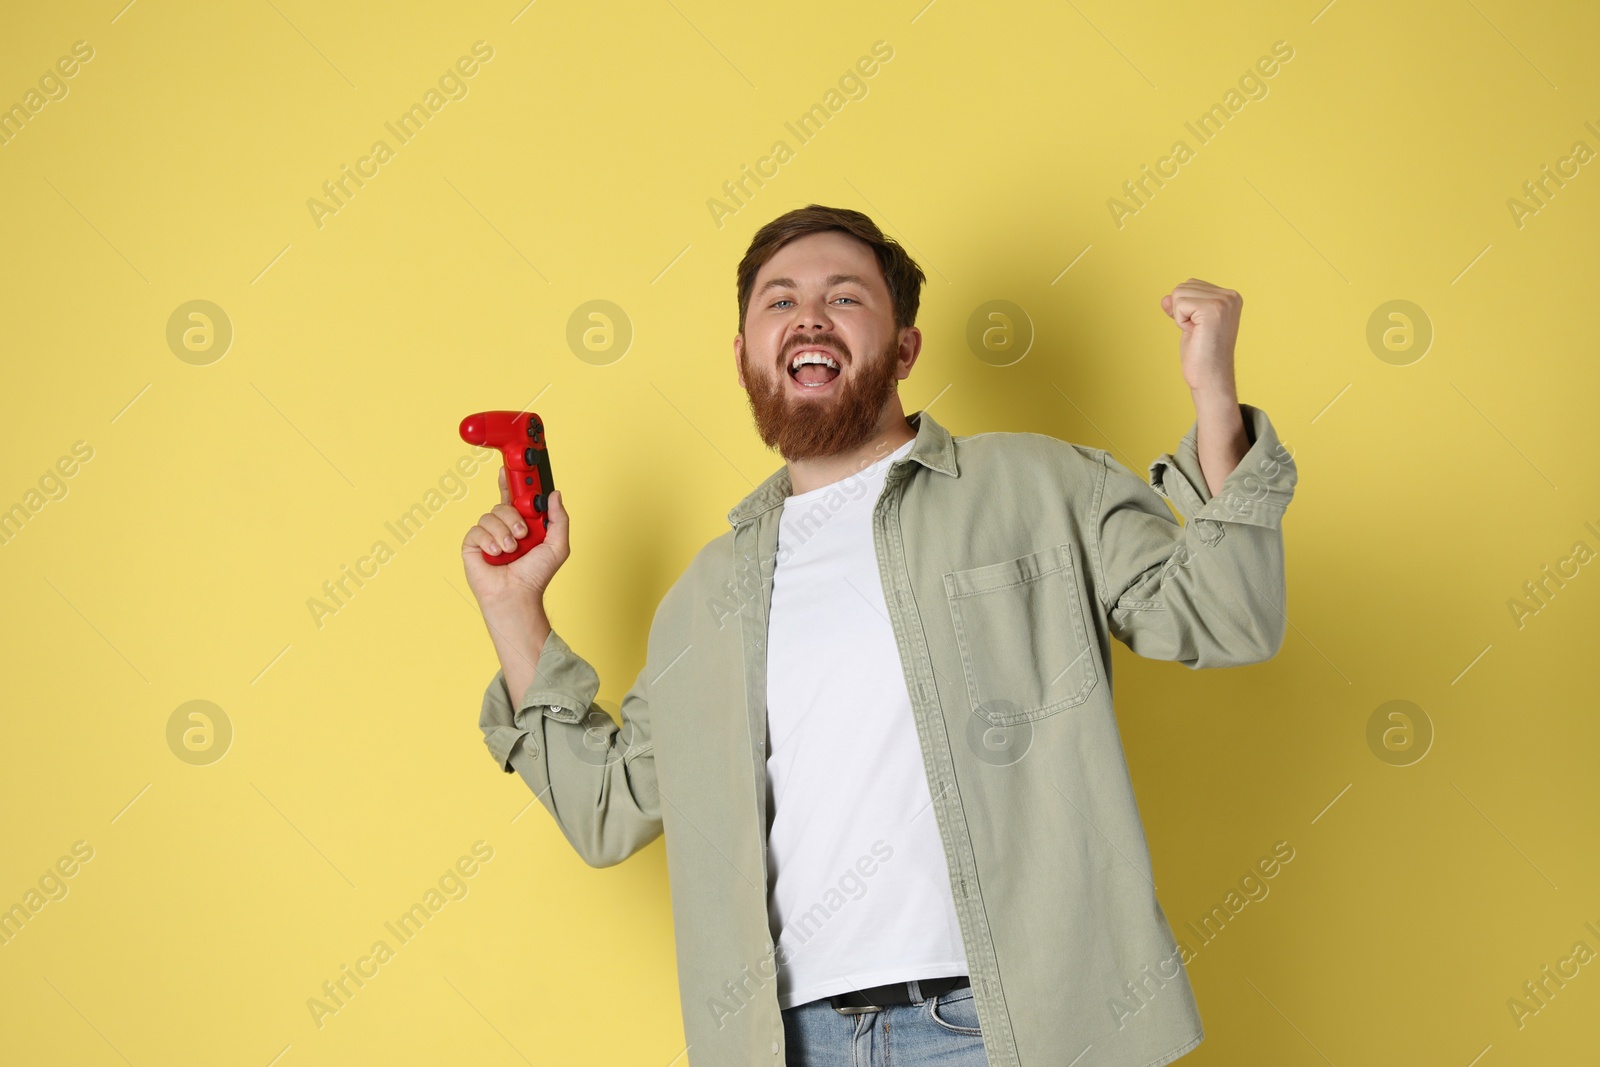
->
[830,987,889,1016]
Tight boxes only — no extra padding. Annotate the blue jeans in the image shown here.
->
[781,979,991,1066]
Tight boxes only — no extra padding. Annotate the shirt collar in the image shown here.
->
[726,408,958,527]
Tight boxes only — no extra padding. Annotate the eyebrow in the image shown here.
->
[755,273,874,299]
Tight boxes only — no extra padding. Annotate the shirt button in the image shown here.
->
[771,1039,780,1054]
[527,743,539,758]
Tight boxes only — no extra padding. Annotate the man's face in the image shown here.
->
[735,230,917,461]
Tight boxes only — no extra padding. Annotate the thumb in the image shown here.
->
[543,489,569,552]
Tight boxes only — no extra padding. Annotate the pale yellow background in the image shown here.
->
[2,1,1597,1064]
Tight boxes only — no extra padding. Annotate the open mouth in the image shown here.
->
[787,350,843,390]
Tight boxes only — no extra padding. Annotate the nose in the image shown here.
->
[792,292,835,331]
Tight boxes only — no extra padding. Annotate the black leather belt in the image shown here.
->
[829,975,970,1015]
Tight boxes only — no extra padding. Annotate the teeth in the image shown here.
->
[789,350,840,372]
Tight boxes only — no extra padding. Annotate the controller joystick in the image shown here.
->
[458,410,554,566]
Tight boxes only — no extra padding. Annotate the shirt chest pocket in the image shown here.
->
[942,543,1099,726]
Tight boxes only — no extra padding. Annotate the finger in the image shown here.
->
[476,511,515,552]
[492,502,528,543]
[542,489,570,557]
[499,464,511,506]
[464,524,504,556]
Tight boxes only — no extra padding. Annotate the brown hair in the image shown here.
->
[736,204,926,335]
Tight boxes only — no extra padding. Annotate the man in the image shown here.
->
[465,204,1297,1067]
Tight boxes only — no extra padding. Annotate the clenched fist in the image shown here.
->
[462,464,569,608]
[1160,279,1242,395]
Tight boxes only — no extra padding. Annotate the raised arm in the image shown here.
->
[1161,277,1251,495]
[477,625,662,868]
[463,469,662,867]
[1092,279,1298,666]
[1091,402,1297,668]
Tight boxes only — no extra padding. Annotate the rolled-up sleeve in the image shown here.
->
[1091,402,1298,667]
[478,626,662,867]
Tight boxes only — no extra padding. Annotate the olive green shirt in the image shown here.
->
[479,403,1297,1067]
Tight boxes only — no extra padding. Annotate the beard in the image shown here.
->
[740,332,902,461]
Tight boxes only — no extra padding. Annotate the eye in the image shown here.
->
[770,295,859,309]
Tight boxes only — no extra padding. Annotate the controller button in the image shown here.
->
[525,447,536,465]
[525,476,534,485]
[534,494,547,512]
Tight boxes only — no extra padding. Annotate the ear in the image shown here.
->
[734,333,745,389]
[896,326,922,379]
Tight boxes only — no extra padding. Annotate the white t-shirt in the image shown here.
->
[763,437,968,1010]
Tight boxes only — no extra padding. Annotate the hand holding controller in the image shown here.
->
[459,410,554,566]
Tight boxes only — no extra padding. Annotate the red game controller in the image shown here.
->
[458,410,554,566]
